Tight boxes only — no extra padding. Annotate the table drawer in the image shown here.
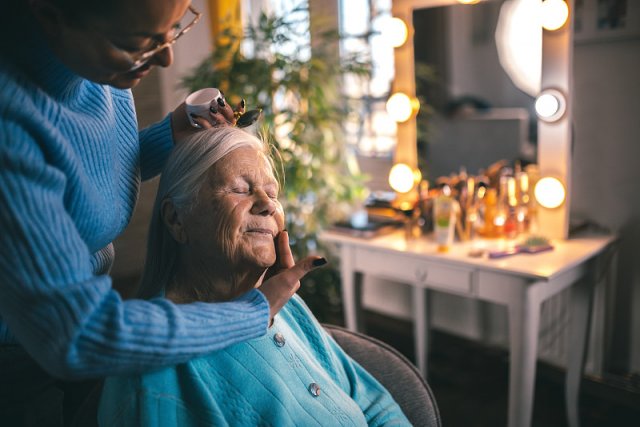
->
[353,248,474,295]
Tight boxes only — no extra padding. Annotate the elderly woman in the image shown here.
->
[97,127,410,426]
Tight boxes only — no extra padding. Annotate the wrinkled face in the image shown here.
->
[182,146,285,271]
[51,0,192,88]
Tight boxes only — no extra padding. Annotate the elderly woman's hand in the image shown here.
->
[259,231,327,322]
[170,94,245,142]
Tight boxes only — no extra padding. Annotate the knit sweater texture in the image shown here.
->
[0,9,269,379]
[98,295,411,427]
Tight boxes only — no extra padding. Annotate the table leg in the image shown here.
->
[412,286,429,378]
[507,285,542,427]
[340,245,360,332]
[566,265,596,427]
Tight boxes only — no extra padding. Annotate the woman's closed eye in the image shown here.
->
[230,187,250,194]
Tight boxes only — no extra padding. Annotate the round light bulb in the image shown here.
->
[389,163,415,193]
[541,0,569,31]
[534,176,566,209]
[535,89,566,122]
[386,92,418,123]
[382,17,409,48]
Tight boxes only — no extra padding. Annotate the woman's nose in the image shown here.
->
[251,191,277,216]
[149,46,173,68]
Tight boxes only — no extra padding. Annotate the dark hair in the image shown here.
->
[49,0,121,23]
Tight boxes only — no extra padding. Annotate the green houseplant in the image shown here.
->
[182,6,370,322]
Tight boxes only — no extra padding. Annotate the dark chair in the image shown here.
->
[324,324,441,427]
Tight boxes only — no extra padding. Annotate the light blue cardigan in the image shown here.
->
[98,295,411,426]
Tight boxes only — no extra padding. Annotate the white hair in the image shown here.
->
[138,126,268,299]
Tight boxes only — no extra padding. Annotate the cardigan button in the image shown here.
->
[308,382,321,397]
[273,332,286,347]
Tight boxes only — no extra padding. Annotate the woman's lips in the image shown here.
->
[245,228,276,237]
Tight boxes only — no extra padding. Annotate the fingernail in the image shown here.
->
[217,97,226,108]
[209,105,218,114]
[240,98,246,109]
[312,257,327,267]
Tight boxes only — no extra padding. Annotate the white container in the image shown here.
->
[185,88,224,127]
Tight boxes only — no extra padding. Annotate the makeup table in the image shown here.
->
[321,230,616,427]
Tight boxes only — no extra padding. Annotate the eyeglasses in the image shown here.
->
[110,5,202,71]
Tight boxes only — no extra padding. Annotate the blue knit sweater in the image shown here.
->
[98,295,411,427]
[0,13,268,379]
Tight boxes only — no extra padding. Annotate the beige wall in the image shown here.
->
[572,38,640,373]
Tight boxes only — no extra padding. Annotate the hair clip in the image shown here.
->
[236,109,262,128]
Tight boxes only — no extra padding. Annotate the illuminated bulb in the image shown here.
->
[458,0,481,4]
[534,176,566,209]
[541,0,569,31]
[386,92,419,123]
[382,17,409,48]
[535,89,566,122]
[535,94,559,117]
[389,163,415,193]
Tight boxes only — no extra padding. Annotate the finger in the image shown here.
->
[218,102,236,125]
[208,111,233,127]
[234,99,246,117]
[276,256,327,284]
[211,95,237,125]
[190,114,213,129]
[276,231,295,269]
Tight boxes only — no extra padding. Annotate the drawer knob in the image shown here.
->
[415,269,428,283]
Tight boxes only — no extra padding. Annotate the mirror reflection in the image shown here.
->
[413,1,538,181]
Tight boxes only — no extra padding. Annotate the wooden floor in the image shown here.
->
[359,310,640,427]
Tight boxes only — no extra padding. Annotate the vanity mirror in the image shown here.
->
[391,0,573,238]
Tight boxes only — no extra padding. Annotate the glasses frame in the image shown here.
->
[113,5,202,71]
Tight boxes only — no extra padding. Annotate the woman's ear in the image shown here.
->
[161,199,188,244]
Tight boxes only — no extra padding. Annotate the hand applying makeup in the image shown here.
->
[170,91,246,141]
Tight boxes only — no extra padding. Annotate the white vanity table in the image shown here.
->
[321,230,615,427]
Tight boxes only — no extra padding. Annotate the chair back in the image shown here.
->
[324,324,441,427]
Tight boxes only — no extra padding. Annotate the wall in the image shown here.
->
[572,37,640,373]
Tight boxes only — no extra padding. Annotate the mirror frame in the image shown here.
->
[391,0,573,238]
